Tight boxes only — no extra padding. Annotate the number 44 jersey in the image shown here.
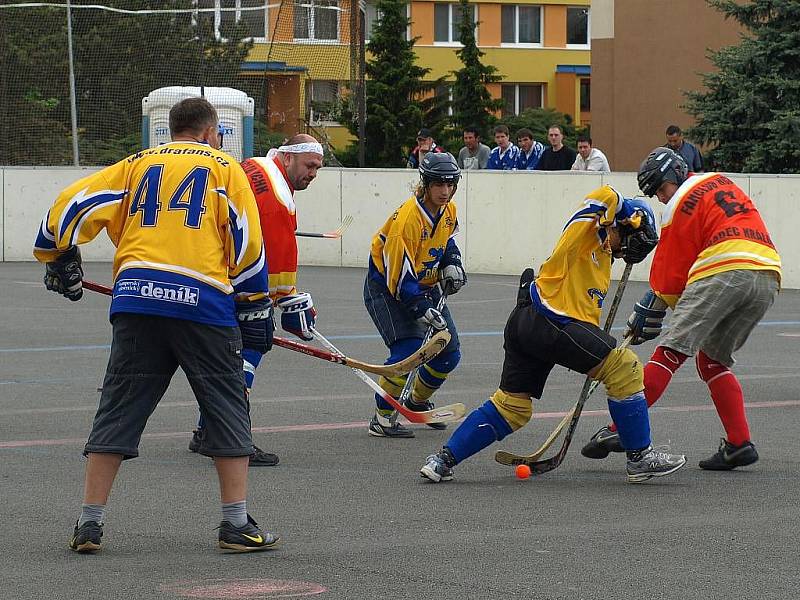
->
[33,142,268,326]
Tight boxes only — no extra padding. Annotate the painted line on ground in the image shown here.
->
[2,320,800,354]
[1,399,798,449]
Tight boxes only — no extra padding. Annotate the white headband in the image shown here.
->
[266,142,324,159]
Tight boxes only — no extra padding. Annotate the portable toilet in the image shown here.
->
[142,86,254,161]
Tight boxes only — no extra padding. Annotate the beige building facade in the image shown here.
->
[590,0,741,171]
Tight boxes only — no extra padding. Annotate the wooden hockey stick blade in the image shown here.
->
[295,214,353,239]
[494,407,575,466]
[83,280,450,378]
[272,330,450,377]
[311,328,466,424]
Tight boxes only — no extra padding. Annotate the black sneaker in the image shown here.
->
[581,426,624,459]
[218,514,280,552]
[404,398,447,430]
[69,520,103,553]
[368,413,415,438]
[188,429,203,453]
[699,438,759,471]
[249,445,279,467]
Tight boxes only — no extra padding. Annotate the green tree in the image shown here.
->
[450,0,503,139]
[685,0,800,173]
[343,0,443,167]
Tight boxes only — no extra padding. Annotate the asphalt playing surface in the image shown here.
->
[1,262,799,600]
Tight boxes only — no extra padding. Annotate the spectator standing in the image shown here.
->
[537,125,577,171]
[486,125,520,170]
[665,125,703,172]
[571,136,611,172]
[515,128,545,170]
[407,128,444,169]
[457,126,490,170]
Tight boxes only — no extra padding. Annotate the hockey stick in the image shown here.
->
[390,289,449,425]
[311,327,466,424]
[295,214,353,239]
[82,279,450,377]
[494,262,634,469]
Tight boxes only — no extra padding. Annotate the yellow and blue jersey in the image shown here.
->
[531,185,637,326]
[368,195,459,304]
[33,142,268,326]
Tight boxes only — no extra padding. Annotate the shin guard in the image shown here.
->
[446,397,514,463]
[242,348,263,390]
[696,352,750,446]
[608,392,650,451]
[610,346,688,433]
[413,349,461,402]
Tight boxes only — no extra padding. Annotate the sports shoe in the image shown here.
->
[69,520,103,553]
[249,445,279,467]
[626,446,687,483]
[368,413,415,438]
[581,426,624,459]
[420,447,456,483]
[188,429,203,453]
[218,514,280,552]
[699,438,758,471]
[404,398,447,430]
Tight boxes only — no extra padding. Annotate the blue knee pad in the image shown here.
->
[417,348,461,389]
[446,399,514,463]
[427,348,461,374]
[374,338,421,409]
[607,392,650,451]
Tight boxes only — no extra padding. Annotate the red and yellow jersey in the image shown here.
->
[368,195,459,303]
[33,142,268,326]
[533,185,632,325]
[240,156,299,301]
[651,172,781,307]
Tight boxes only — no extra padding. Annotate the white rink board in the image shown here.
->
[2,166,798,288]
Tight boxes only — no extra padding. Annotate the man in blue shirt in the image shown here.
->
[665,125,703,172]
[486,125,520,170]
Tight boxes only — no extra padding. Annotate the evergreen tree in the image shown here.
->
[685,0,800,173]
[345,0,438,167]
[450,0,503,139]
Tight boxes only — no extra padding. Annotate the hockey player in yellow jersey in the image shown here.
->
[35,97,279,553]
[364,152,465,437]
[421,185,688,483]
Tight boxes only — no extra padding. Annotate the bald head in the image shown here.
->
[278,134,323,190]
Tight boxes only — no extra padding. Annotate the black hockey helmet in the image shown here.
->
[618,198,659,264]
[637,147,688,197]
[420,152,461,188]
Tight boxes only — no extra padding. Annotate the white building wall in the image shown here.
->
[4,167,798,287]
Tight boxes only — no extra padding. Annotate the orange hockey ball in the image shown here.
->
[515,464,532,479]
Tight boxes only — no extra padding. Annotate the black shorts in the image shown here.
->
[85,313,252,459]
[499,304,616,399]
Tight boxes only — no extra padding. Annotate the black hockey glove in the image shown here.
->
[44,246,83,301]
[236,298,275,354]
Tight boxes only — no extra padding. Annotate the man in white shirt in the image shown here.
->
[571,136,611,172]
